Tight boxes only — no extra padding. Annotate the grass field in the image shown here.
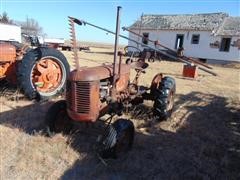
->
[0,46,240,179]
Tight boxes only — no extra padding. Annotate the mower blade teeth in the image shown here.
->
[68,16,80,70]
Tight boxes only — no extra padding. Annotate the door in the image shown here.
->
[175,34,184,49]
[219,38,231,52]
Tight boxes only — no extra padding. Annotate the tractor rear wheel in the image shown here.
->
[99,119,134,159]
[17,47,70,100]
[153,76,176,121]
[45,100,72,134]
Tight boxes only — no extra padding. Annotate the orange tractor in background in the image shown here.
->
[0,38,70,100]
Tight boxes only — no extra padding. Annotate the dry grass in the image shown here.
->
[0,46,239,179]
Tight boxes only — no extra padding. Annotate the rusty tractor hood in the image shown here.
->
[0,43,16,62]
[69,64,130,81]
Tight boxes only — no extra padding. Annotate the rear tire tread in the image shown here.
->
[153,76,176,121]
[17,47,70,100]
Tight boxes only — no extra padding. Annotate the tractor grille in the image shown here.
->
[66,81,91,113]
[66,81,72,108]
[75,81,90,113]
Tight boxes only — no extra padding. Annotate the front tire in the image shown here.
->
[153,76,176,121]
[45,100,72,134]
[99,119,134,159]
[17,47,70,100]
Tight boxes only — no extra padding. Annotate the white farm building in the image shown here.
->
[0,23,21,42]
[127,13,240,63]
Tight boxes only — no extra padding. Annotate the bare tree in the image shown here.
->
[17,17,44,36]
[0,12,13,24]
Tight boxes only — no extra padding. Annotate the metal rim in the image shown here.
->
[30,56,66,96]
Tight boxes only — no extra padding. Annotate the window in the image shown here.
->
[191,34,200,44]
[142,32,149,45]
[175,34,184,49]
[220,38,231,52]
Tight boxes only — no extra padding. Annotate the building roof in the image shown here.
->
[129,12,240,36]
[0,22,20,27]
[215,17,240,36]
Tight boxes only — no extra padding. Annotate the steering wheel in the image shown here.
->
[124,46,141,57]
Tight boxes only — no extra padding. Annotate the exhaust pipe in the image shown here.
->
[111,6,122,98]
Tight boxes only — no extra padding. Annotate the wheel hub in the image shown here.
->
[32,58,62,93]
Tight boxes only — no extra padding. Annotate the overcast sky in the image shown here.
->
[1,0,239,44]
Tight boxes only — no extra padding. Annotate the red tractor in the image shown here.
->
[0,36,70,100]
[45,7,176,158]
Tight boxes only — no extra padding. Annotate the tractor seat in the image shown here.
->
[130,61,149,71]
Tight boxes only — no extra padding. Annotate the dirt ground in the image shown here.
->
[0,46,240,179]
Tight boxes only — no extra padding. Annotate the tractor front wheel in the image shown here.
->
[45,100,72,134]
[99,119,134,159]
[17,47,70,100]
[153,76,176,121]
